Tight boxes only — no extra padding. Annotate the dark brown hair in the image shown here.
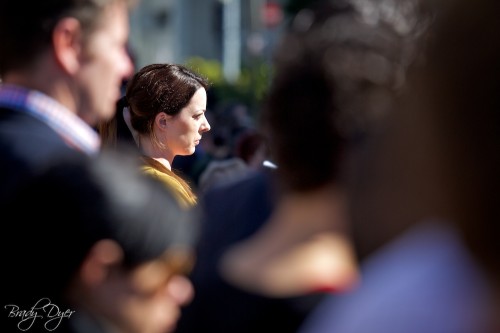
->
[100,63,209,201]
[260,0,428,192]
[126,63,209,141]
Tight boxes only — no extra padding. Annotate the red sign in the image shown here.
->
[263,2,283,28]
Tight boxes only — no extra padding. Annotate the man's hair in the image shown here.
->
[0,0,135,76]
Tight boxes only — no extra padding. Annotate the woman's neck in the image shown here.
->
[138,135,173,171]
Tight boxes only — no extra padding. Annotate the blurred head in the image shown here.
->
[3,148,199,333]
[261,0,430,193]
[82,243,196,333]
[234,129,267,168]
[0,0,136,125]
[125,64,211,157]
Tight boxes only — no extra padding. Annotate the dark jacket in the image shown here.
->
[0,107,82,203]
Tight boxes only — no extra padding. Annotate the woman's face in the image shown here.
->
[165,87,210,156]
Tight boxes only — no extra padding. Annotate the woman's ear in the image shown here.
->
[79,239,124,287]
[155,112,170,130]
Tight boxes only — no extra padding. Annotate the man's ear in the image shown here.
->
[52,17,83,75]
[79,239,124,287]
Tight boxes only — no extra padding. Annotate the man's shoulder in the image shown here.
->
[0,107,83,202]
[0,106,72,154]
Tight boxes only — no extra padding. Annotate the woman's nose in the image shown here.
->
[200,116,211,133]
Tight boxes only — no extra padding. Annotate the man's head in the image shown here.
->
[3,148,199,333]
[0,0,136,125]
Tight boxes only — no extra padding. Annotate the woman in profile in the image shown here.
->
[99,64,211,208]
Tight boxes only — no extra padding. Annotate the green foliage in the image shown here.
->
[184,56,273,116]
[185,57,224,84]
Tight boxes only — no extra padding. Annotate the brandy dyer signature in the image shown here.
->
[4,298,75,331]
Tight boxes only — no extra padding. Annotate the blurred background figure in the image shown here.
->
[0,0,135,204]
[99,63,211,208]
[3,149,199,333]
[218,0,427,297]
[176,158,327,333]
[197,128,267,193]
[297,0,500,332]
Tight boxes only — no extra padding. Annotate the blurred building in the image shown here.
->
[129,0,285,80]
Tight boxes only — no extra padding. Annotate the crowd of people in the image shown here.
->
[2,0,499,332]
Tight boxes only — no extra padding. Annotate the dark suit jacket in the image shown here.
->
[0,107,83,203]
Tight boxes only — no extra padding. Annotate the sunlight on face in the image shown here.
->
[165,88,211,157]
[107,250,195,333]
[76,1,134,126]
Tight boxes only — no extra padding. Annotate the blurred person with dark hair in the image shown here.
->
[0,0,136,203]
[99,63,211,208]
[233,129,266,169]
[297,0,500,332]
[3,149,199,333]
[197,129,267,193]
[219,0,427,297]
